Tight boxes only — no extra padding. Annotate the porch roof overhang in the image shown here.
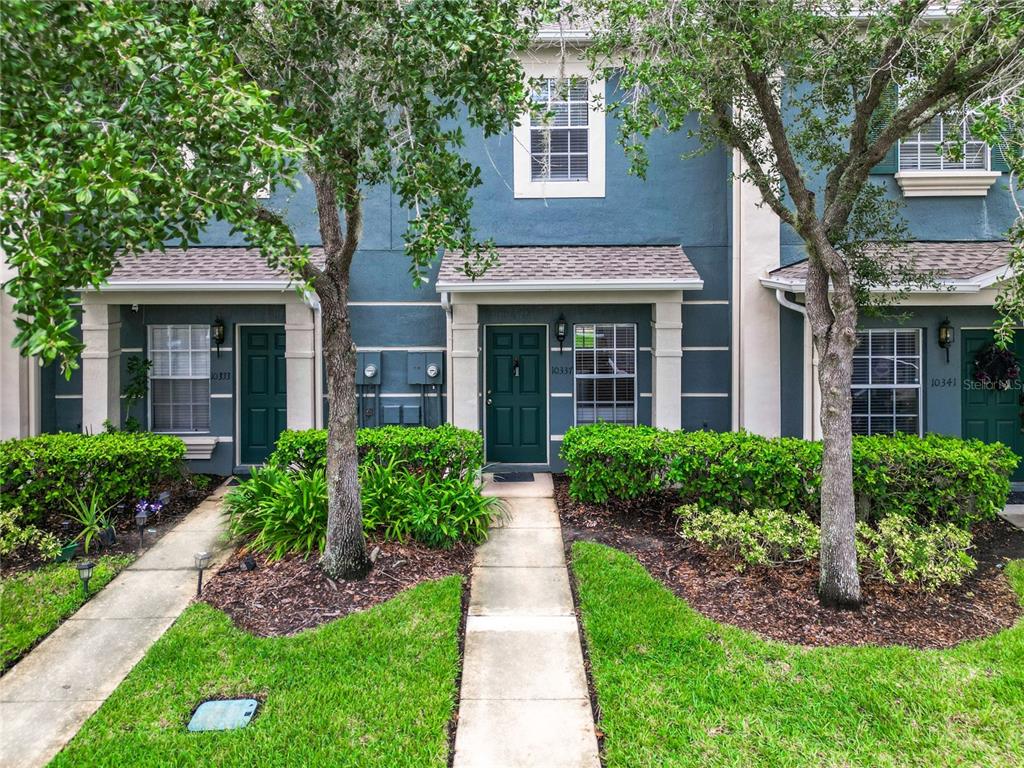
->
[761,241,1014,297]
[435,244,704,294]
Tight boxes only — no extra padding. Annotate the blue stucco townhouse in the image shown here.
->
[1,29,1019,482]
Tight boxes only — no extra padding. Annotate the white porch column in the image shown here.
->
[651,300,682,430]
[731,148,782,436]
[80,296,121,433]
[285,299,317,431]
[0,266,39,439]
[450,301,480,431]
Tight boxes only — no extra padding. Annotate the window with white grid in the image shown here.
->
[574,324,636,426]
[899,115,989,171]
[851,329,921,437]
[530,77,589,182]
[148,325,211,433]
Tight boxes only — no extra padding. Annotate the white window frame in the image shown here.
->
[148,324,212,434]
[573,322,637,427]
[513,55,605,199]
[894,111,1000,196]
[898,114,990,172]
[851,328,923,437]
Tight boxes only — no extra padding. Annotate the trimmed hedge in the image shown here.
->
[268,425,483,479]
[561,424,1016,527]
[0,432,186,523]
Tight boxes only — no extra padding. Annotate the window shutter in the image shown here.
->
[991,125,1016,173]
[867,86,898,174]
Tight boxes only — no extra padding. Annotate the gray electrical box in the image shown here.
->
[381,404,402,425]
[356,352,381,385]
[402,405,421,425]
[407,352,444,385]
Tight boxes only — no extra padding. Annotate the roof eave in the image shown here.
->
[435,278,704,293]
[89,280,294,292]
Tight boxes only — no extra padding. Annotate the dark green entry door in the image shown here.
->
[486,326,547,463]
[962,329,1024,481]
[240,326,287,465]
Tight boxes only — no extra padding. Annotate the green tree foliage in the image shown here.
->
[0,0,305,370]
[581,0,1024,605]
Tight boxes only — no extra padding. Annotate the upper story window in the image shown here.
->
[530,77,590,182]
[899,115,989,172]
[149,325,211,433]
[513,56,605,199]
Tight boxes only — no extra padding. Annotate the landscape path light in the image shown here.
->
[76,560,95,597]
[194,551,212,597]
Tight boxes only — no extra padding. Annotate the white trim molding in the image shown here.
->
[513,55,606,199]
[894,170,1001,197]
[435,278,703,293]
[181,435,220,461]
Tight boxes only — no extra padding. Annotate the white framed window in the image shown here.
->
[513,56,605,198]
[148,325,211,433]
[851,329,921,437]
[899,114,989,171]
[574,323,636,425]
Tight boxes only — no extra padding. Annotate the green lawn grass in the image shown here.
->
[573,542,1024,768]
[1,554,134,670]
[49,576,464,768]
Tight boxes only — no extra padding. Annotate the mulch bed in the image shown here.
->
[202,539,474,636]
[1,474,222,577]
[554,475,1024,649]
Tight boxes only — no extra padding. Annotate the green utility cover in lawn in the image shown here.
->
[187,699,259,732]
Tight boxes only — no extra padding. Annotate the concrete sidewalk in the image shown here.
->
[453,474,600,768]
[0,482,233,768]
[1000,504,1024,530]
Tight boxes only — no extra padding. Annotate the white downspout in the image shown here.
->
[441,290,453,425]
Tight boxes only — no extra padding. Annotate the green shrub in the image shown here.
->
[675,505,820,570]
[0,506,60,561]
[269,425,484,479]
[675,506,975,590]
[360,461,501,548]
[856,515,977,591]
[225,467,327,561]
[0,432,186,523]
[226,453,498,558]
[562,425,1015,527]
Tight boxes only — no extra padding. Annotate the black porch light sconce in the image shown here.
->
[212,319,226,357]
[938,318,954,363]
[555,314,568,353]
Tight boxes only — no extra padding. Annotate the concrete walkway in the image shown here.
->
[453,473,600,768]
[0,482,232,768]
[1000,504,1024,530]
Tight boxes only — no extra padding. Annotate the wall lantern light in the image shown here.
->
[194,551,212,597]
[938,319,954,363]
[76,560,96,597]
[555,314,568,353]
[212,319,226,356]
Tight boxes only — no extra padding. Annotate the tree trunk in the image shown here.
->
[804,248,862,608]
[309,170,370,580]
[318,284,371,579]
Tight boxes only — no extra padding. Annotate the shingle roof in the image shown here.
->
[107,247,325,285]
[765,241,1013,289]
[436,245,702,291]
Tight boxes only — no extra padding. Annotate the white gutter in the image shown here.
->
[774,288,806,316]
[89,280,293,292]
[760,276,989,294]
[440,290,454,425]
[774,288,819,441]
[435,277,704,293]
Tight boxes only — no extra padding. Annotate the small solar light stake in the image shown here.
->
[135,508,149,549]
[76,560,96,597]
[194,551,211,596]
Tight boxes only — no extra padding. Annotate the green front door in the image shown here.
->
[240,326,287,465]
[486,326,547,463]
[962,329,1024,481]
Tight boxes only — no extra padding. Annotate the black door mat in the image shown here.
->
[493,472,535,483]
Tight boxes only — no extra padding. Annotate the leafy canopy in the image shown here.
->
[0,0,305,371]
